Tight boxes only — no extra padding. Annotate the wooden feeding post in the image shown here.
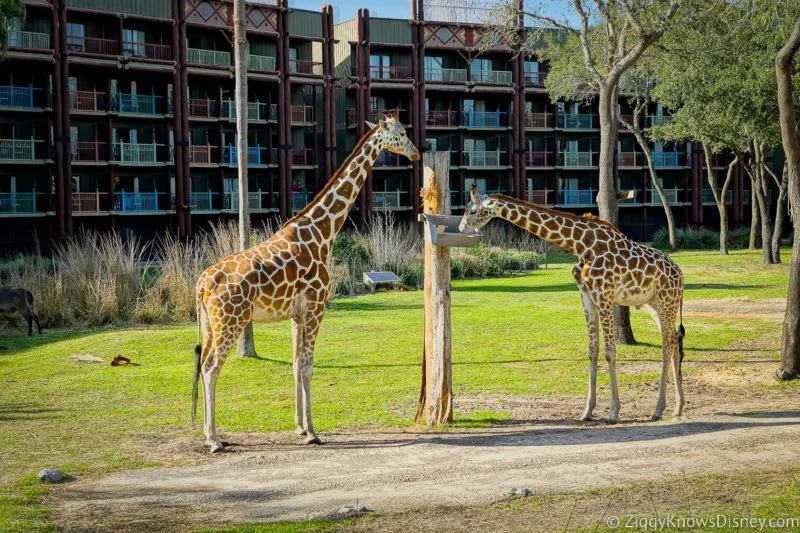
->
[416,152,482,426]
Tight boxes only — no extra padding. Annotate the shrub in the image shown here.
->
[450,258,465,279]
[400,262,424,289]
[653,227,763,251]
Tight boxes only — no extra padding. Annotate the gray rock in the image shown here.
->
[337,505,374,516]
[338,507,353,515]
[505,487,532,498]
[37,469,65,483]
[357,506,374,514]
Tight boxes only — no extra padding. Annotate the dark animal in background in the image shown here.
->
[0,288,43,336]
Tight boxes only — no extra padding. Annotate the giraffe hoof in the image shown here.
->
[208,441,225,453]
[651,414,663,422]
[581,414,593,422]
[304,434,323,445]
[295,426,308,436]
[607,417,619,425]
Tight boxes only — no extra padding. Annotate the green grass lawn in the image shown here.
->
[0,249,795,531]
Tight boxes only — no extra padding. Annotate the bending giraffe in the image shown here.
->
[460,187,685,423]
[193,113,420,452]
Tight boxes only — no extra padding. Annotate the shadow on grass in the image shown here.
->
[0,402,63,421]
[453,283,577,294]
[685,283,772,290]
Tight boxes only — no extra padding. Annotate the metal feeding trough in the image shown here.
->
[363,271,401,293]
[419,214,482,248]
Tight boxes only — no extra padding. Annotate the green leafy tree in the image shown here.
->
[0,0,24,55]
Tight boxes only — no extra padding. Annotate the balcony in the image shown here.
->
[223,145,273,166]
[651,152,683,168]
[560,113,598,129]
[525,151,553,167]
[646,115,671,127]
[744,190,751,205]
[526,189,553,205]
[189,145,217,165]
[559,189,596,206]
[187,48,231,67]
[559,151,595,168]
[289,59,322,75]
[189,97,217,118]
[424,68,467,82]
[112,93,166,115]
[0,192,44,214]
[73,191,108,213]
[290,105,314,123]
[72,141,108,162]
[0,86,44,110]
[114,142,162,164]
[122,41,172,61]
[291,148,313,166]
[190,191,219,212]
[648,188,681,205]
[524,112,553,129]
[426,110,459,127]
[292,192,311,211]
[369,65,413,80]
[0,139,37,161]
[223,190,278,211]
[247,54,276,71]
[619,189,641,205]
[374,152,408,168]
[222,100,274,121]
[471,70,512,84]
[114,191,165,212]
[703,189,733,205]
[462,150,506,168]
[346,108,406,126]
[618,152,644,167]
[372,190,407,210]
[462,110,507,128]
[70,90,106,112]
[67,35,119,56]
[8,30,50,50]
[702,153,736,168]
[524,71,547,87]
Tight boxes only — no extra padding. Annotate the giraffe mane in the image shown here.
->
[279,124,381,228]
[489,194,624,234]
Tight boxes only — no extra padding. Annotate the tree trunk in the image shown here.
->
[775,17,800,380]
[234,0,257,358]
[772,179,787,264]
[718,204,729,255]
[754,180,773,264]
[633,125,676,250]
[749,196,758,250]
[702,143,736,255]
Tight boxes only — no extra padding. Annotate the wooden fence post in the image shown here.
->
[419,151,453,426]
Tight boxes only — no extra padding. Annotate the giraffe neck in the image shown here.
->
[291,130,381,246]
[490,198,587,256]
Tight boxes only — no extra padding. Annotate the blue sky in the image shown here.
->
[289,1,577,24]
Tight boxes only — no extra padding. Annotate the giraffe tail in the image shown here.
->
[677,292,686,369]
[192,297,205,427]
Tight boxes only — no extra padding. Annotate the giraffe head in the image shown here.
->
[459,184,499,231]
[365,112,420,161]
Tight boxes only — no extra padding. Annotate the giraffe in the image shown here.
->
[193,113,420,452]
[460,187,685,423]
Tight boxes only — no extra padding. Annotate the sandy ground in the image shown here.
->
[52,377,800,533]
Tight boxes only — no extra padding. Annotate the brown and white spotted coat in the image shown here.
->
[193,113,420,452]
[460,188,685,423]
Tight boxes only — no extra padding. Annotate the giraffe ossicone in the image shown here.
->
[461,186,686,423]
[192,112,420,453]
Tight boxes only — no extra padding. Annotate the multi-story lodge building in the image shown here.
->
[0,0,754,249]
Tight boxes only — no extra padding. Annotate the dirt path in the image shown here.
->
[55,392,800,532]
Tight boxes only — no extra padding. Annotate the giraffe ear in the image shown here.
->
[469,184,479,204]
[365,121,377,130]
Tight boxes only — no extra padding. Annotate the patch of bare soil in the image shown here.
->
[683,298,786,321]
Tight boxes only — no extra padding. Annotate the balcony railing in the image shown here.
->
[190,191,218,211]
[524,112,553,128]
[289,59,322,75]
[618,152,643,167]
[560,151,595,168]
[0,86,44,109]
[560,113,598,129]
[187,48,231,67]
[524,71,547,87]
[703,189,733,205]
[222,100,273,121]
[702,153,736,168]
[651,152,682,168]
[247,54,276,71]
[73,191,107,213]
[0,192,42,214]
[369,65,413,80]
[372,190,407,210]
[292,148,313,166]
[462,150,506,167]
[114,142,161,164]
[526,189,553,205]
[8,30,50,50]
[471,70,512,84]
[0,138,36,161]
[189,97,217,118]
[426,110,459,127]
[559,189,596,206]
[525,151,553,167]
[346,108,406,125]
[67,35,119,55]
[462,110,506,128]
[122,41,172,60]
[425,68,468,82]
[744,190,751,205]
[114,191,164,212]
[189,145,217,164]
[70,90,106,112]
[223,144,273,166]
[71,141,107,162]
[113,93,165,115]
[292,192,311,210]
[291,104,313,123]
[619,188,640,205]
[374,152,408,167]
[223,190,278,211]
[646,115,672,127]
[648,188,681,205]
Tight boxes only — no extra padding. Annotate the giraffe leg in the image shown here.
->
[574,268,600,421]
[653,313,674,422]
[598,296,620,423]
[202,360,224,452]
[299,303,325,445]
[291,316,306,436]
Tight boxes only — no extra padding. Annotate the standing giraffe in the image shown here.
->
[460,187,685,423]
[193,113,420,452]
